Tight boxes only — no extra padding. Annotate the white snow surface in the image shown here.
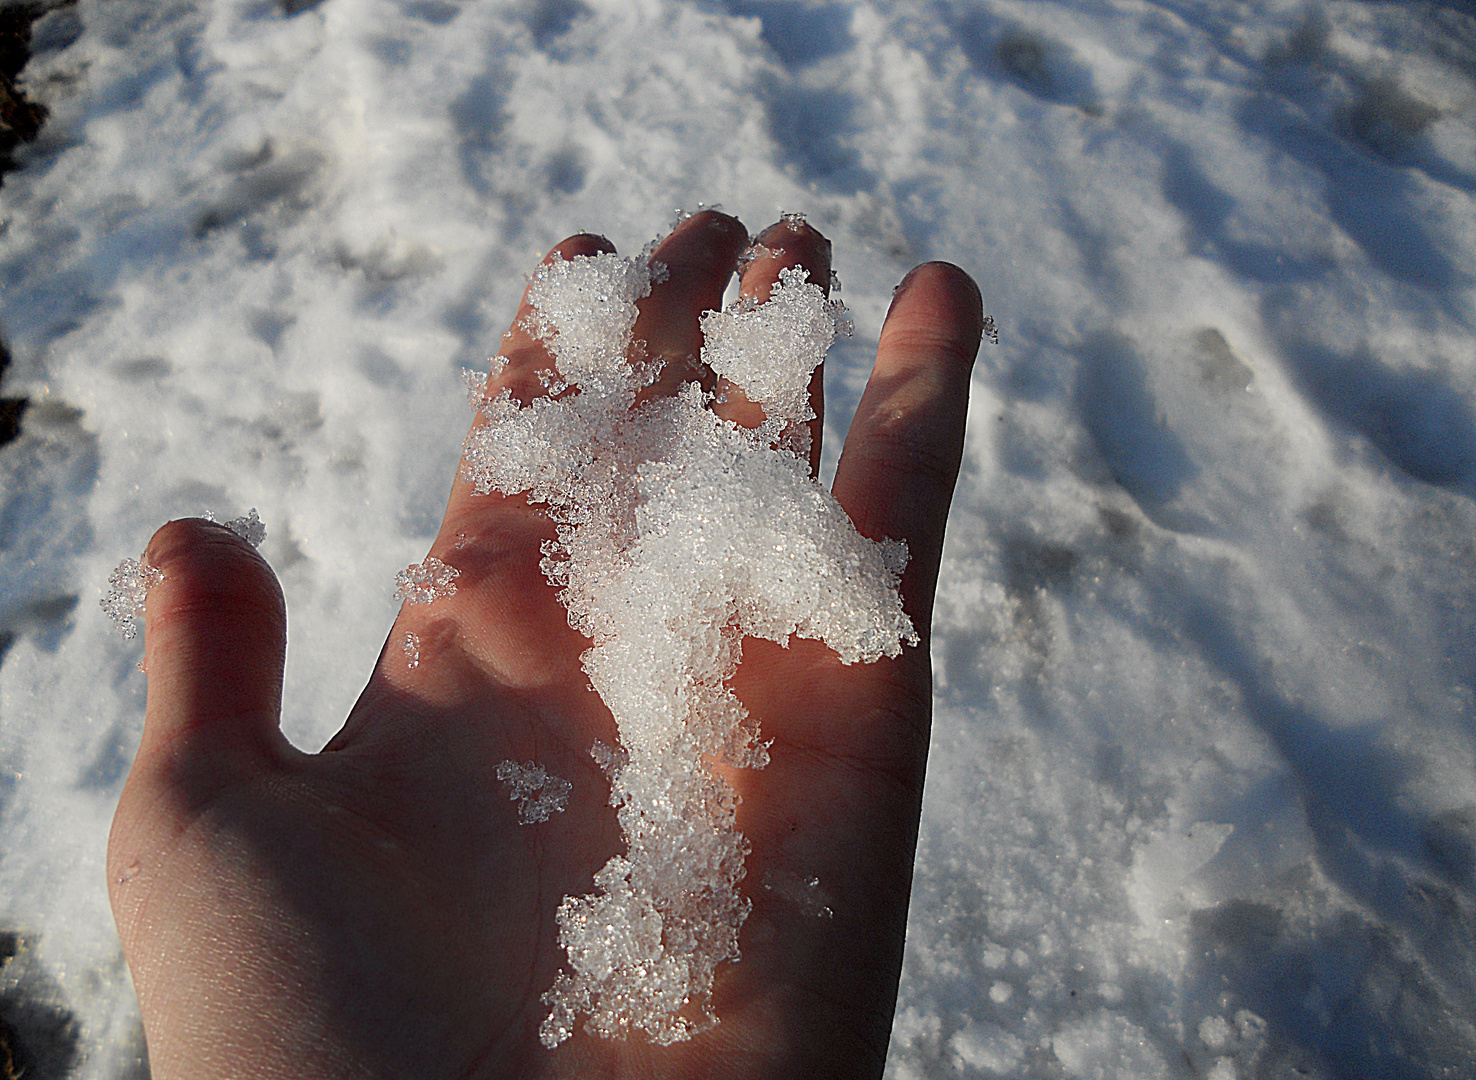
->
[0,0,1474,1076]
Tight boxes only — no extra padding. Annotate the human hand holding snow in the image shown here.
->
[106,210,984,1079]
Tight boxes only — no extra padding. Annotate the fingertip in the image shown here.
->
[650,209,749,274]
[741,218,833,302]
[882,262,985,365]
[890,260,979,304]
[545,233,617,263]
[143,518,284,630]
[632,209,750,388]
[761,212,828,236]
[686,207,748,239]
[135,518,289,794]
[146,515,273,569]
[755,216,831,252]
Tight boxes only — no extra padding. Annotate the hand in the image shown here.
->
[107,210,984,1080]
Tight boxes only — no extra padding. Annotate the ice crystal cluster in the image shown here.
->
[401,631,421,668]
[224,508,266,547]
[101,557,165,640]
[102,511,267,640]
[496,760,573,823]
[201,507,267,547]
[462,247,916,1047]
[393,556,459,604]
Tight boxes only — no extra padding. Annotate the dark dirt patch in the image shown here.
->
[0,1,73,181]
[0,343,27,448]
[0,2,75,446]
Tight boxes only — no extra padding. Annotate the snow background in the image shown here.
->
[1,0,1475,1075]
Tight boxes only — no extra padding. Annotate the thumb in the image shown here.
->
[131,518,290,802]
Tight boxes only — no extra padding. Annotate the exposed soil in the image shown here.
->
[0,1,70,180]
[0,1,75,448]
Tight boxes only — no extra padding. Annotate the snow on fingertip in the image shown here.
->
[224,508,266,548]
[100,557,164,640]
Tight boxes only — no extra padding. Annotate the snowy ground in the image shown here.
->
[1,0,1474,1076]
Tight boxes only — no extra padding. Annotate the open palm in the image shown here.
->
[107,211,983,1080]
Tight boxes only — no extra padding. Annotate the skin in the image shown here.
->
[107,210,984,1080]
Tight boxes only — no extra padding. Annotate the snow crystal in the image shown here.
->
[401,631,421,669]
[700,264,851,455]
[521,250,653,390]
[736,241,772,269]
[223,508,266,548]
[462,367,487,405]
[463,244,914,1047]
[495,760,572,824]
[100,557,164,640]
[393,556,459,604]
